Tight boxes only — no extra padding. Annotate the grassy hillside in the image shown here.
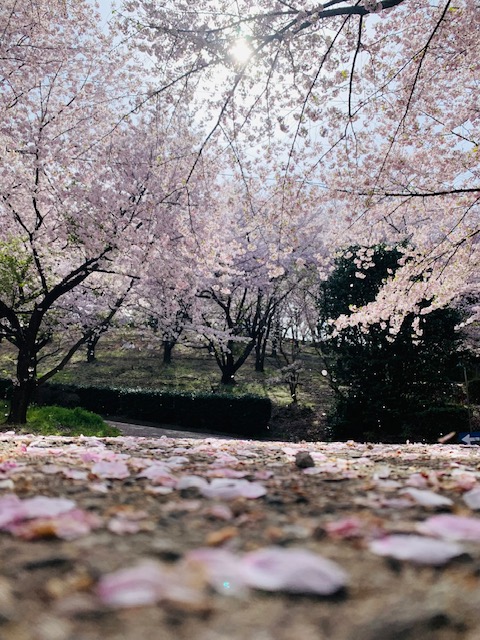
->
[0,329,334,441]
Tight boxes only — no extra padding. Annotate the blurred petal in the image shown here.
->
[417,514,480,541]
[91,461,130,480]
[463,487,480,510]
[97,562,169,607]
[369,534,463,565]
[242,547,348,595]
[202,478,266,500]
[176,475,209,491]
[400,488,453,508]
[184,548,247,596]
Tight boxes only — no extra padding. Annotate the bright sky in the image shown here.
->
[96,0,115,26]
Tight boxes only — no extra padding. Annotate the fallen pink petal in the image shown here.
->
[184,548,247,596]
[400,488,453,508]
[6,509,102,540]
[369,534,464,565]
[241,547,348,595]
[325,517,365,539]
[201,478,267,500]
[97,562,170,607]
[417,515,480,541]
[463,487,480,510]
[91,461,130,480]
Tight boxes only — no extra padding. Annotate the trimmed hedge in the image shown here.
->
[0,379,271,438]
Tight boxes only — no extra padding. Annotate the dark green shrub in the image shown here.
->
[318,244,463,442]
[468,379,480,404]
[0,378,12,399]
[402,405,470,442]
[330,397,469,443]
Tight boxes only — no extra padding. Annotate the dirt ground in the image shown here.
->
[1,429,480,640]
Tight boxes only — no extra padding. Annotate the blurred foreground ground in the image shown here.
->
[1,431,480,640]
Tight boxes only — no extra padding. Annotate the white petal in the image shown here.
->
[176,475,209,491]
[201,478,266,500]
[400,488,453,508]
[369,534,463,565]
[242,547,348,595]
[97,562,168,607]
[417,514,480,541]
[463,487,480,510]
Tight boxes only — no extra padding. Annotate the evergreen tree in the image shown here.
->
[318,245,465,441]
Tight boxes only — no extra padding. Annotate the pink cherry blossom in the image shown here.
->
[206,468,248,478]
[138,464,177,487]
[0,495,77,529]
[6,509,102,541]
[325,517,365,539]
[185,548,247,596]
[176,476,209,491]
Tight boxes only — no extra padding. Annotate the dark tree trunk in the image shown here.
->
[220,369,236,385]
[8,379,37,424]
[255,328,270,372]
[271,321,280,357]
[163,340,175,364]
[7,345,38,424]
[255,336,265,372]
[86,333,101,363]
[220,352,237,385]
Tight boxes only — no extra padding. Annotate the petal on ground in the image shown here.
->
[417,514,480,541]
[97,561,170,607]
[463,487,480,510]
[6,509,102,540]
[138,464,177,486]
[176,475,209,491]
[201,478,266,500]
[21,496,76,519]
[369,534,464,565]
[184,548,247,596]
[241,547,348,595]
[91,461,130,480]
[0,494,23,528]
[400,488,453,508]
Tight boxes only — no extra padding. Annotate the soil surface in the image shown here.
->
[1,429,480,640]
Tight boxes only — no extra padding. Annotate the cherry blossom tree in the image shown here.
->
[120,0,479,334]
[0,0,192,423]
[189,168,326,385]
[128,230,199,365]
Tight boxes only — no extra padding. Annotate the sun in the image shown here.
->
[229,38,253,63]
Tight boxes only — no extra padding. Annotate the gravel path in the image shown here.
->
[107,420,236,440]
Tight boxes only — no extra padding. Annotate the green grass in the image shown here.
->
[2,404,121,437]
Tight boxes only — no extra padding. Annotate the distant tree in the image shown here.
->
[193,178,321,386]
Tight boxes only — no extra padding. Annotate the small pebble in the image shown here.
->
[295,451,315,469]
